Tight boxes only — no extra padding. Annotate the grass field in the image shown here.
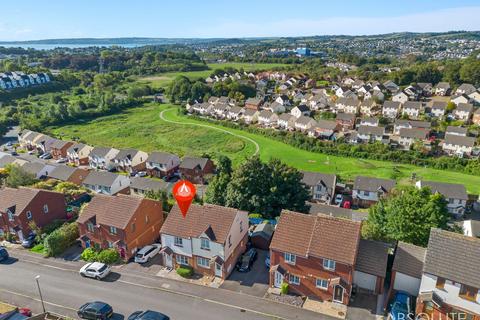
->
[49,103,480,193]
[135,62,289,89]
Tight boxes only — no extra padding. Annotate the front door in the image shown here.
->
[164,253,173,268]
[17,230,24,242]
[274,271,284,288]
[215,263,222,277]
[333,285,344,303]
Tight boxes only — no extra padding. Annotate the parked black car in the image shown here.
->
[128,310,170,320]
[0,247,9,262]
[21,233,36,248]
[77,302,113,320]
[236,248,257,272]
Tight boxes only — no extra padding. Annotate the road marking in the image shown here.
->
[159,108,260,155]
[0,289,77,312]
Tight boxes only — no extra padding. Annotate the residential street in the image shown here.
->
[0,250,335,320]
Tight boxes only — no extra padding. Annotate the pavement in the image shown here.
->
[220,249,269,297]
[0,248,336,320]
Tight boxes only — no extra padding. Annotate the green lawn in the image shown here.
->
[50,103,480,194]
[30,243,45,254]
[135,62,289,89]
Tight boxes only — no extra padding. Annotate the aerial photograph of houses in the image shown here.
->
[1,1,480,320]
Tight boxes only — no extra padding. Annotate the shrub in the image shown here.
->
[176,266,194,278]
[42,219,66,235]
[280,282,289,295]
[43,222,79,257]
[248,213,263,219]
[96,249,120,264]
[80,248,98,262]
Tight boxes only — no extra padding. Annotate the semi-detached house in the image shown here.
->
[159,204,248,280]
[146,152,180,178]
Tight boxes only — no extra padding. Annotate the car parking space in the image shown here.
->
[347,292,379,320]
[220,249,269,297]
[120,254,164,276]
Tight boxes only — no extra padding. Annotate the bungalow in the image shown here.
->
[179,157,215,184]
[453,103,473,121]
[129,177,168,197]
[382,101,402,118]
[442,134,475,157]
[359,99,379,117]
[88,147,120,171]
[47,165,89,185]
[0,187,67,242]
[336,113,356,131]
[277,113,296,130]
[353,239,390,295]
[356,125,385,143]
[402,101,423,119]
[451,94,471,106]
[20,161,56,179]
[456,83,477,96]
[416,181,468,218]
[77,194,164,260]
[301,171,336,204]
[258,110,278,127]
[49,140,74,160]
[310,120,340,139]
[269,210,361,305]
[294,116,317,132]
[290,105,310,118]
[112,149,148,173]
[67,143,94,166]
[431,101,447,119]
[352,176,396,208]
[394,119,431,135]
[390,242,426,297]
[307,203,368,222]
[416,229,480,320]
[445,126,467,137]
[435,82,451,96]
[160,203,248,279]
[398,128,429,149]
[242,109,259,124]
[146,152,180,178]
[82,171,130,196]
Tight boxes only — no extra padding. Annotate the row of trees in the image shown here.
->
[205,156,310,218]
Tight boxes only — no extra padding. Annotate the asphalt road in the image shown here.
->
[0,252,334,320]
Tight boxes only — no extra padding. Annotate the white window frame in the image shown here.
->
[200,238,210,251]
[316,278,328,290]
[289,274,300,285]
[176,255,188,266]
[284,252,296,265]
[197,256,210,268]
[109,226,117,235]
[26,211,33,220]
[323,259,336,271]
[87,223,95,232]
[174,237,183,247]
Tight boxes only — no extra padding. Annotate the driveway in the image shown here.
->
[119,253,164,276]
[220,249,269,297]
[347,292,379,320]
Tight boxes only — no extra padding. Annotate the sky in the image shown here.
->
[1,0,480,41]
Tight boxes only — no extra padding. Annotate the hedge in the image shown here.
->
[80,248,120,264]
[176,266,194,278]
[43,222,79,257]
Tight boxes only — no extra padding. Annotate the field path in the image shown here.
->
[159,108,260,155]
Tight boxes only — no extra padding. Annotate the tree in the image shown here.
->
[362,186,449,247]
[216,155,232,176]
[190,81,209,102]
[4,164,37,188]
[145,189,170,211]
[459,58,480,87]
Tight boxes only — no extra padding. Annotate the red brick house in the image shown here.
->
[50,140,74,159]
[336,113,356,131]
[244,98,263,110]
[179,157,215,184]
[0,187,67,241]
[269,210,362,305]
[47,165,90,186]
[77,194,165,260]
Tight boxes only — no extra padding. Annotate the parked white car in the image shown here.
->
[56,157,68,163]
[134,244,161,264]
[79,262,111,280]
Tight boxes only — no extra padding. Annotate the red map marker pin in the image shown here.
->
[172,180,196,218]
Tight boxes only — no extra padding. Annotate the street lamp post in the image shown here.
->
[35,275,46,313]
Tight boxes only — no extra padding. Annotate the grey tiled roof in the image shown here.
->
[444,134,475,147]
[307,202,368,222]
[355,239,390,278]
[83,171,123,187]
[301,171,336,190]
[424,229,480,288]
[392,242,426,278]
[354,176,396,193]
[419,180,468,200]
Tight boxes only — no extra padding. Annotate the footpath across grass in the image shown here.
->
[49,103,480,194]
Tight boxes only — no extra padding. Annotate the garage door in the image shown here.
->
[354,270,377,292]
[393,272,420,297]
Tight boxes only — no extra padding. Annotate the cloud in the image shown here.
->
[191,6,480,37]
